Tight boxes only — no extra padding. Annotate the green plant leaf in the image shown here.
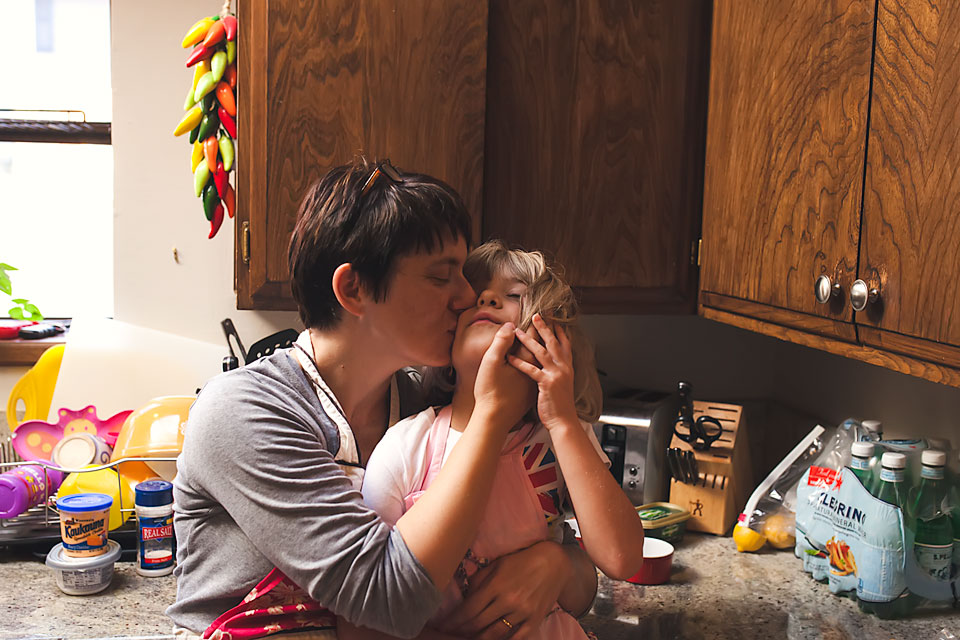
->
[11,298,27,304]
[26,309,44,321]
[0,263,16,271]
[8,306,24,320]
[0,274,10,296]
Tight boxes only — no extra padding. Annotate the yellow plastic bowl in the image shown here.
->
[110,396,193,481]
[57,467,135,531]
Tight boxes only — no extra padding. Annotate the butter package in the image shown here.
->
[57,493,112,557]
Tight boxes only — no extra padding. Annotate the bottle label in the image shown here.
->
[920,466,944,480]
[879,468,904,483]
[138,513,175,571]
[797,467,906,600]
[915,543,952,581]
[851,458,870,471]
[954,538,960,569]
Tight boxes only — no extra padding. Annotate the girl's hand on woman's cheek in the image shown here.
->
[473,323,534,429]
[508,315,579,430]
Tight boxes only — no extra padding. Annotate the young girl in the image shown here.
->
[346,240,645,639]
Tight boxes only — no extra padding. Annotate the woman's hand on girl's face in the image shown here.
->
[508,315,579,430]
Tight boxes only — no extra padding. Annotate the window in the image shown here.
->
[0,0,113,319]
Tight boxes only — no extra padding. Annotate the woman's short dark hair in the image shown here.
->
[288,158,473,330]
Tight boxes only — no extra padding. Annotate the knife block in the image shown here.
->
[668,400,751,535]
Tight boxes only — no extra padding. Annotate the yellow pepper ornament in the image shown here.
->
[174,4,238,240]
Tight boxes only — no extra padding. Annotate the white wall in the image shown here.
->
[111,0,298,347]
[583,315,960,444]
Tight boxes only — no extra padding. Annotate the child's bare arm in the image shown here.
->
[510,316,645,580]
[547,415,645,579]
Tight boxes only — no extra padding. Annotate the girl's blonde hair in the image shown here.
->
[427,240,602,423]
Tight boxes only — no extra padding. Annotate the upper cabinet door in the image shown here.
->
[859,0,960,350]
[482,1,711,314]
[700,1,875,338]
[236,0,487,310]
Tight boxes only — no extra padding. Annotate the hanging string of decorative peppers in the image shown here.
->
[173,9,238,239]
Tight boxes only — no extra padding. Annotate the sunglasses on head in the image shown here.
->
[361,160,404,196]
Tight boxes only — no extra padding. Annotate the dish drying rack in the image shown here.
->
[0,435,176,543]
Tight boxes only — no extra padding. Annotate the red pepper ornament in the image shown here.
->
[215,161,228,197]
[208,203,225,239]
[223,183,236,219]
[218,107,237,139]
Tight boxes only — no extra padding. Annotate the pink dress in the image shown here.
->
[402,406,588,639]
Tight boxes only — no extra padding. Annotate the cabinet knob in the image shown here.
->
[850,279,880,311]
[815,275,841,304]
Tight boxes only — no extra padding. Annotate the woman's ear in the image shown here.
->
[331,263,365,318]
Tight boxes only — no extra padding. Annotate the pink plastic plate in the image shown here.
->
[11,406,132,463]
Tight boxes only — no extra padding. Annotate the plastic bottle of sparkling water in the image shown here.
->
[859,452,914,618]
[912,450,953,582]
[945,455,960,579]
[850,441,876,490]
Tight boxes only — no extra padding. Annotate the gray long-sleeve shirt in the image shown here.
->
[166,349,438,636]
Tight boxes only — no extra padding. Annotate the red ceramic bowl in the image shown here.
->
[626,537,674,585]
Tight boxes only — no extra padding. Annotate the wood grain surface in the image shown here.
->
[701,306,960,388]
[699,291,858,343]
[237,0,487,309]
[482,0,710,313]
[701,0,875,320]
[860,0,960,347]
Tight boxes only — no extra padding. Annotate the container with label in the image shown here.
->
[45,540,121,595]
[135,480,175,576]
[0,464,65,519]
[56,493,112,557]
[911,450,952,581]
[636,502,692,543]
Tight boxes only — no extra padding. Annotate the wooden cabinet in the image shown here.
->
[236,0,711,314]
[701,0,960,387]
[483,1,710,313]
[857,0,960,370]
[236,0,488,309]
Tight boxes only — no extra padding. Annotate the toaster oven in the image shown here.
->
[593,388,679,505]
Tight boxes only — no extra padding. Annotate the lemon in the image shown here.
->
[733,523,766,552]
[762,512,796,549]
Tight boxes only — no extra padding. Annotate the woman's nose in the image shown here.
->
[477,290,501,308]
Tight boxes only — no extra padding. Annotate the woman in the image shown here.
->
[168,160,597,640]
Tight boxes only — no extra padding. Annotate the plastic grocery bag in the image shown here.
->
[734,419,879,553]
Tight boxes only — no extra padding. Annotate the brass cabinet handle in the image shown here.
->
[815,274,841,304]
[850,279,880,311]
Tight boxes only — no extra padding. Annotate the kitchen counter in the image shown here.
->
[1,535,956,640]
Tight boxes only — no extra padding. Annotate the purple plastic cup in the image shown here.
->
[0,464,66,519]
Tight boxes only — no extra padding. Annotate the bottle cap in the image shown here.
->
[880,452,906,469]
[861,420,883,433]
[135,480,173,507]
[921,450,946,467]
[851,442,875,458]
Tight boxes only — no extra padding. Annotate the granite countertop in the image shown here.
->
[1,534,957,640]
